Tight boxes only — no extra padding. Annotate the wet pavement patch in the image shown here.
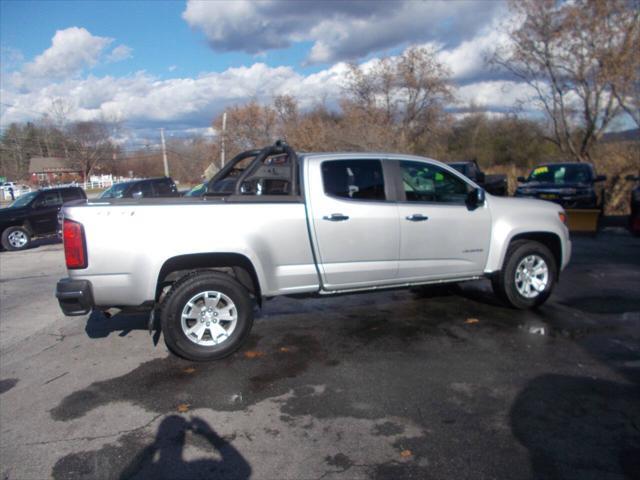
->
[52,416,251,480]
[0,378,18,395]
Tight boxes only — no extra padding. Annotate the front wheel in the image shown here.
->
[160,271,254,361]
[491,240,557,309]
[1,226,31,251]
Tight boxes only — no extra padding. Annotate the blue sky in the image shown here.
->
[4,0,601,141]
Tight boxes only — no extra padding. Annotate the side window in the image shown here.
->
[132,182,153,197]
[322,160,386,201]
[400,161,469,204]
[37,191,63,207]
[61,189,82,202]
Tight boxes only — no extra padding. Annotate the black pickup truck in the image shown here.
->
[515,163,606,209]
[0,186,86,251]
[448,160,508,196]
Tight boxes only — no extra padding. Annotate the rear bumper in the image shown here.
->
[56,278,94,316]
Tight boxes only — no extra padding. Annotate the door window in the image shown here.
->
[36,191,62,207]
[322,160,386,201]
[400,161,469,204]
[133,182,153,197]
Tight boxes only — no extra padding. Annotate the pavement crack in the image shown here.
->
[20,413,163,447]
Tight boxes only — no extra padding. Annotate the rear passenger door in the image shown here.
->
[307,158,400,289]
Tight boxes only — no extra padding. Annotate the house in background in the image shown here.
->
[28,157,84,186]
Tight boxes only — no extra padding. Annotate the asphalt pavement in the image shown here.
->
[0,231,639,479]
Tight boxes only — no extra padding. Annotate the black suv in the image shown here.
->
[0,186,86,251]
[99,177,179,199]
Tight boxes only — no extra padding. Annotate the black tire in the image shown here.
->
[1,226,31,251]
[491,240,557,309]
[159,271,254,361]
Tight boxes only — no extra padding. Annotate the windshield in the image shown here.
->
[99,183,130,199]
[8,191,38,208]
[448,163,467,175]
[527,164,592,184]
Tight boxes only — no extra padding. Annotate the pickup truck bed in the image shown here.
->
[56,142,571,361]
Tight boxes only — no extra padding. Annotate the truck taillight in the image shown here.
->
[63,219,87,269]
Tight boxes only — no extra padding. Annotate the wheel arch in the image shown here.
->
[156,252,262,306]
[508,232,562,277]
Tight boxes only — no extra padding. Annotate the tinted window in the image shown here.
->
[154,179,176,196]
[37,191,62,207]
[99,183,129,199]
[133,181,153,197]
[61,188,84,201]
[322,160,385,201]
[400,161,469,204]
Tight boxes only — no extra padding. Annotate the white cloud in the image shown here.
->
[168,65,177,72]
[183,0,504,64]
[107,44,133,63]
[23,27,113,78]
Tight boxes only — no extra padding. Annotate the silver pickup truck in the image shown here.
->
[56,141,571,361]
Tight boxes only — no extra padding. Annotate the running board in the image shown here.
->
[319,276,482,295]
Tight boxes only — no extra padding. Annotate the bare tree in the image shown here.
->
[492,0,640,161]
[345,46,454,153]
[67,121,115,179]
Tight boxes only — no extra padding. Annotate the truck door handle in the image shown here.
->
[323,213,349,222]
[406,214,429,222]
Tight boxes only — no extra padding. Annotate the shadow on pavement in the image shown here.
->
[510,328,640,479]
[85,310,161,345]
[52,416,251,480]
[120,416,252,480]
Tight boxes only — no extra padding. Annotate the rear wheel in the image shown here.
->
[1,226,31,251]
[160,271,254,361]
[492,240,557,309]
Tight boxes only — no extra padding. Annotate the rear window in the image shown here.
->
[322,159,386,201]
[61,188,85,201]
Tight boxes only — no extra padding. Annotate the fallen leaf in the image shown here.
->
[177,403,190,413]
[465,318,480,324]
[400,449,412,458]
[244,350,265,359]
[183,367,196,374]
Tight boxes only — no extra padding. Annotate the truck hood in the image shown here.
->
[488,194,564,213]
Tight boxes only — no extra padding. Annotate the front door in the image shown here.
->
[307,158,400,289]
[395,160,491,281]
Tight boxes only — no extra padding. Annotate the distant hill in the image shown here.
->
[602,128,640,143]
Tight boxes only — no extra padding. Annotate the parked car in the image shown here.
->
[56,141,570,361]
[448,160,508,196]
[627,174,640,235]
[0,186,86,251]
[99,177,179,199]
[515,163,606,209]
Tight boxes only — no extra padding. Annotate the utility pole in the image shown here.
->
[160,128,169,177]
[221,111,227,167]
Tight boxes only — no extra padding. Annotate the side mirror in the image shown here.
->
[595,175,607,182]
[517,176,526,183]
[132,191,144,199]
[466,188,485,210]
